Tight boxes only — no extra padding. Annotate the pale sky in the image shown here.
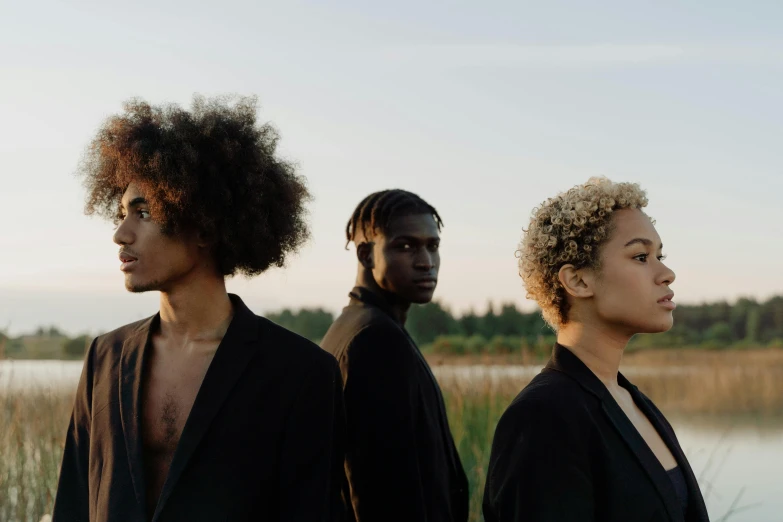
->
[2,0,782,335]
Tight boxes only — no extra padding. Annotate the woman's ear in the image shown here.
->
[558,264,595,299]
[356,242,375,270]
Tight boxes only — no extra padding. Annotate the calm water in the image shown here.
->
[2,360,781,522]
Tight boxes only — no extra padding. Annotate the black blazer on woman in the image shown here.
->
[52,294,345,522]
[483,344,710,522]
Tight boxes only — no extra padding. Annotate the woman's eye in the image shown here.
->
[139,210,151,219]
[658,254,667,261]
[635,254,648,262]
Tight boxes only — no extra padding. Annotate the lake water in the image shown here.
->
[2,360,781,522]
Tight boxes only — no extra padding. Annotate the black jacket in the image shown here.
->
[53,294,346,522]
[320,287,469,522]
[483,343,710,522]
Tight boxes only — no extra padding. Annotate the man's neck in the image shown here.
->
[556,320,631,387]
[355,272,411,326]
[157,275,234,349]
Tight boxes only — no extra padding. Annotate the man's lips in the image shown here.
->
[119,252,138,272]
[658,292,676,310]
[414,277,437,289]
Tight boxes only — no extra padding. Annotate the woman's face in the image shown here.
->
[588,208,676,335]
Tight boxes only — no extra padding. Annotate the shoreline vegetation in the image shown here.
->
[2,349,782,521]
[2,295,782,521]
[3,294,783,360]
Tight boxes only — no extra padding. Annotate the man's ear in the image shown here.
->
[356,242,375,270]
[558,264,595,299]
[196,228,216,249]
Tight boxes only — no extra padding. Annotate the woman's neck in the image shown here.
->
[556,321,632,387]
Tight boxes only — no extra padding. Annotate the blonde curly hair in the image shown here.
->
[518,177,650,329]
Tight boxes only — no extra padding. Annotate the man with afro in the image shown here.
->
[52,96,345,522]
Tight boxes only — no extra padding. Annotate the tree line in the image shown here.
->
[2,296,782,359]
[270,295,783,353]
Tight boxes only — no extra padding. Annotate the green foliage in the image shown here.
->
[703,322,734,347]
[62,335,91,359]
[432,335,469,355]
[266,308,334,343]
[10,295,783,360]
[407,301,462,345]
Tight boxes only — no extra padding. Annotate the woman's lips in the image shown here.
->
[658,293,676,310]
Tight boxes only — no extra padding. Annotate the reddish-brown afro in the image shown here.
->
[80,95,311,277]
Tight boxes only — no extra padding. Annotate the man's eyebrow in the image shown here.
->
[120,197,148,211]
[390,235,440,242]
[624,238,663,249]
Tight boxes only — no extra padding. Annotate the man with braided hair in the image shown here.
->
[321,189,468,522]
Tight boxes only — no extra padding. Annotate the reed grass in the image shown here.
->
[0,389,72,522]
[2,349,781,521]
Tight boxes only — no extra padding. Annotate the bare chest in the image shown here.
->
[141,355,213,456]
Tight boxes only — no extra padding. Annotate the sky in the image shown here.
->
[1,0,782,335]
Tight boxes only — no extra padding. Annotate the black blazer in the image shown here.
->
[52,294,346,522]
[320,287,469,522]
[483,344,710,522]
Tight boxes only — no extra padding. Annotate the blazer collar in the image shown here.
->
[119,314,156,518]
[119,294,262,522]
[349,286,398,321]
[545,343,690,522]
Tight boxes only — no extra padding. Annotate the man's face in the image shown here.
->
[112,183,201,293]
[371,213,441,304]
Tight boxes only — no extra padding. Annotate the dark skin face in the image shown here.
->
[113,183,212,293]
[355,213,441,324]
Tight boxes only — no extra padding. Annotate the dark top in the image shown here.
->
[52,294,346,522]
[483,343,710,522]
[320,286,469,522]
[667,467,690,515]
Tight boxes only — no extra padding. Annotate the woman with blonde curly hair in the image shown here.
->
[483,178,709,522]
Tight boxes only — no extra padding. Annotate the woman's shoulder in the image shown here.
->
[496,369,601,437]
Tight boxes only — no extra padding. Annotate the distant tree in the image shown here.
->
[266,308,334,343]
[407,301,461,345]
[745,306,761,344]
[63,335,91,358]
[704,322,733,347]
[458,309,481,337]
[48,326,65,337]
[479,301,499,339]
[496,303,525,336]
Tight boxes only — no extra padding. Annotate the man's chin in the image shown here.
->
[410,290,436,305]
[125,277,161,293]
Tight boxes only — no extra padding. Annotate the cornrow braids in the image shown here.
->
[345,189,443,248]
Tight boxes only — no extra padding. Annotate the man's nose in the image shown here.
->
[113,218,134,246]
[414,248,434,269]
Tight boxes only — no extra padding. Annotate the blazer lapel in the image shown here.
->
[601,391,685,522]
[119,315,157,516]
[546,345,685,522]
[626,384,710,522]
[151,295,261,522]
